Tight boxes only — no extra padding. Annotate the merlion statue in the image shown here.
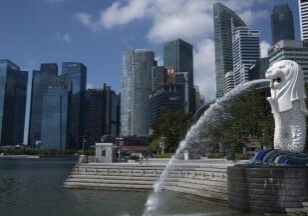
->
[265,60,308,153]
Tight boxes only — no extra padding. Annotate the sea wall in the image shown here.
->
[228,165,308,214]
[63,159,233,202]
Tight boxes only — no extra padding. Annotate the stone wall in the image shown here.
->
[64,160,233,202]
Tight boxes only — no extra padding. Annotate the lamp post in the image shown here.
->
[116,137,124,161]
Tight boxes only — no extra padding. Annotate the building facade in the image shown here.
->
[224,71,235,94]
[271,4,295,44]
[62,62,87,149]
[232,26,260,85]
[41,77,71,150]
[299,0,308,41]
[268,40,308,81]
[148,84,185,128]
[164,39,195,113]
[248,57,269,80]
[28,63,58,146]
[213,2,246,97]
[0,60,28,146]
[151,66,166,91]
[121,49,156,136]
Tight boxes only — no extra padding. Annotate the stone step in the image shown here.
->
[69,174,159,181]
[66,178,155,185]
[163,185,227,201]
[69,171,228,182]
[164,181,227,194]
[63,181,153,191]
[174,177,227,187]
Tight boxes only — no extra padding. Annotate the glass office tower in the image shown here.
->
[121,49,156,136]
[213,3,246,98]
[271,4,295,44]
[62,62,87,149]
[28,63,58,146]
[0,59,28,146]
[163,39,195,113]
[41,77,71,150]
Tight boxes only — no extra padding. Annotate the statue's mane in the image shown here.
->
[274,60,308,114]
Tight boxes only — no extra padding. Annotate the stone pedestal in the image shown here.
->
[228,165,308,213]
[95,143,114,163]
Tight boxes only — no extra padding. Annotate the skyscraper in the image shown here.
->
[213,3,246,97]
[232,26,260,85]
[41,76,71,150]
[268,40,308,81]
[271,4,295,44]
[0,60,28,146]
[62,62,87,149]
[28,63,58,146]
[299,0,308,40]
[163,38,195,113]
[84,84,120,146]
[152,66,167,91]
[121,49,156,136]
[148,85,184,128]
[224,71,235,94]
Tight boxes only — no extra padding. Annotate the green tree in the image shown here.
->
[200,88,274,155]
[150,107,193,153]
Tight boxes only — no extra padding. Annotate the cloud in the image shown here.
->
[260,40,271,58]
[194,39,216,101]
[76,0,270,42]
[102,0,150,28]
[56,33,71,44]
[155,56,163,66]
[87,83,94,89]
[75,12,99,31]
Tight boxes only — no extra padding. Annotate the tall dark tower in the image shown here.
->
[213,3,246,98]
[0,59,28,146]
[28,63,58,146]
[271,4,295,45]
[62,62,87,149]
[163,38,195,113]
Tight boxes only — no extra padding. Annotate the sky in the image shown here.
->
[0,0,301,143]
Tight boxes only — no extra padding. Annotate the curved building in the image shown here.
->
[121,49,156,136]
[213,3,246,98]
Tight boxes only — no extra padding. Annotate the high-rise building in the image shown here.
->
[152,66,166,91]
[164,38,195,113]
[232,26,260,85]
[28,63,58,146]
[84,84,120,146]
[62,62,87,149]
[271,4,295,44]
[248,57,269,80]
[121,49,156,136]
[84,89,103,146]
[0,60,28,146]
[224,71,235,94]
[299,0,308,40]
[268,40,308,81]
[41,77,71,150]
[148,84,185,128]
[102,83,120,137]
[213,2,246,97]
[175,72,189,113]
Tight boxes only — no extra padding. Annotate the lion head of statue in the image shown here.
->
[265,60,308,114]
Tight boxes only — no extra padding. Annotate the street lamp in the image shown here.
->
[116,137,124,161]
